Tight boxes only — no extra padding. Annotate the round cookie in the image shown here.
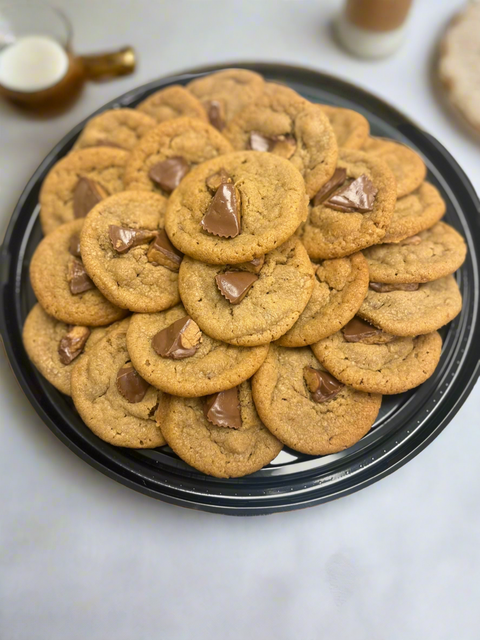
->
[252,344,381,454]
[277,252,369,347]
[299,148,396,260]
[358,275,462,336]
[39,147,129,235]
[312,330,443,395]
[126,305,269,397]
[223,83,338,198]
[73,108,156,151]
[318,104,370,150]
[382,182,446,243]
[362,137,426,198]
[71,318,165,448]
[22,303,114,395]
[136,85,208,123]
[165,150,308,264]
[364,221,467,284]
[123,117,233,196]
[80,191,179,313]
[179,237,315,346]
[160,380,282,478]
[30,219,127,326]
[187,69,266,129]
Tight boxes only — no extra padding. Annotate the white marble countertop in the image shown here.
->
[1,1,479,638]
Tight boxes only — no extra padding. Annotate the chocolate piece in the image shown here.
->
[216,271,258,304]
[68,234,82,258]
[152,316,202,360]
[73,177,105,219]
[203,387,242,429]
[201,183,241,238]
[399,234,422,246]
[249,131,296,158]
[369,282,420,293]
[312,168,347,206]
[326,174,378,213]
[116,363,150,403]
[205,168,232,193]
[148,157,190,193]
[147,230,183,271]
[58,325,91,365]
[303,366,344,403]
[238,255,265,274]
[67,258,95,295]
[108,225,157,254]
[205,99,226,131]
[342,317,382,342]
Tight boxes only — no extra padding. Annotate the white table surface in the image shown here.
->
[1,1,480,638]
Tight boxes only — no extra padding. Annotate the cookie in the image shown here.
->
[382,182,446,243]
[73,108,156,151]
[80,191,180,313]
[312,329,443,394]
[126,304,269,397]
[358,275,462,336]
[362,137,426,198]
[165,150,308,264]
[223,83,338,198]
[438,2,480,134]
[179,237,315,346]
[364,221,467,283]
[299,148,396,259]
[71,318,165,448]
[277,252,369,347]
[252,344,381,454]
[160,380,282,478]
[136,85,208,123]
[318,104,370,149]
[22,303,114,395]
[39,147,129,235]
[123,117,233,196]
[30,219,127,326]
[187,69,265,130]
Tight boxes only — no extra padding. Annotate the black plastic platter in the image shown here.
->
[1,63,480,516]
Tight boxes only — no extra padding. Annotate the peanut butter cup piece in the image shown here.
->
[147,230,183,271]
[369,282,419,293]
[149,156,190,193]
[249,131,297,159]
[326,174,378,213]
[69,234,82,258]
[201,183,241,238]
[152,316,202,360]
[342,317,383,343]
[205,168,232,193]
[73,177,106,219]
[312,168,347,206]
[303,366,344,403]
[58,325,91,365]
[67,258,95,295]
[108,225,157,254]
[216,271,258,304]
[116,363,150,403]
[203,387,242,429]
[204,99,226,131]
[236,255,265,274]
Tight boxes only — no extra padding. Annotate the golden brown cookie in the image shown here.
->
[165,150,308,265]
[160,380,283,478]
[362,137,426,198]
[179,237,315,346]
[382,182,446,243]
[252,344,381,454]
[136,84,208,123]
[364,221,467,283]
[71,318,166,448]
[73,108,156,151]
[224,83,338,198]
[39,147,129,235]
[318,104,370,149]
[126,305,269,397]
[358,275,462,336]
[123,117,233,196]
[299,148,396,259]
[187,69,265,129]
[30,219,127,326]
[277,252,369,347]
[80,191,180,313]
[312,330,443,394]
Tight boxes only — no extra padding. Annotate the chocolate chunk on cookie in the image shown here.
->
[73,108,156,151]
[136,85,208,124]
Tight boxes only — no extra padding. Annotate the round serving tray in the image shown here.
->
[1,63,479,515]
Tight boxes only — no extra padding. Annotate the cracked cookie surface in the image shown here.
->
[127,305,269,396]
[73,108,156,151]
[160,379,282,478]
[179,237,315,346]
[252,344,381,454]
[136,85,208,123]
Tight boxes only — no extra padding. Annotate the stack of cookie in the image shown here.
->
[23,69,467,478]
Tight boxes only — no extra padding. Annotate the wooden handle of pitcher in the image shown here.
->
[78,46,136,80]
